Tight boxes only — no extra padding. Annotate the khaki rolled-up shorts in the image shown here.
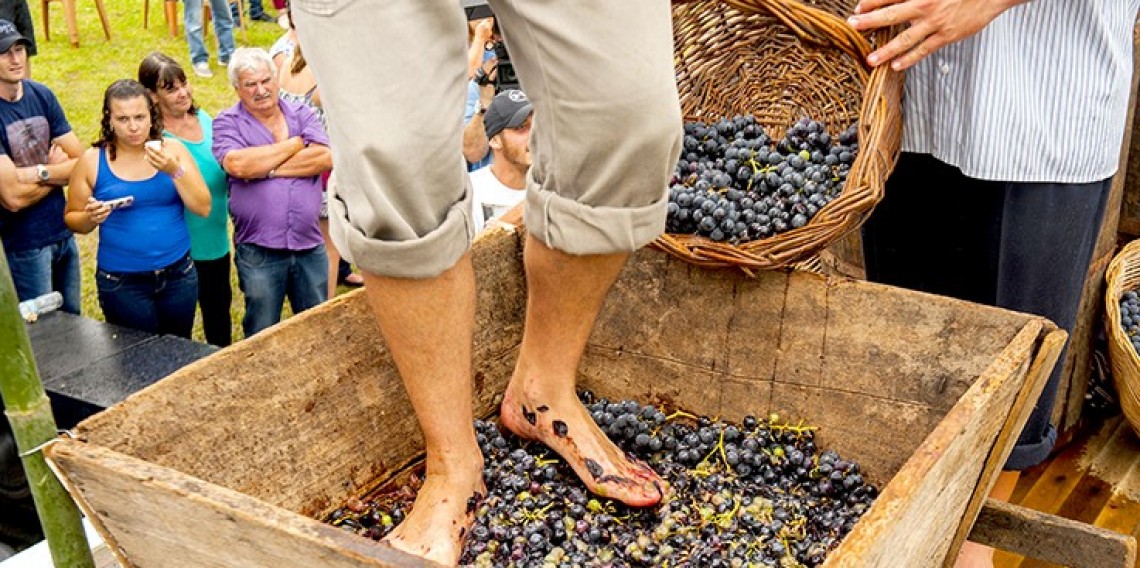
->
[293,0,681,279]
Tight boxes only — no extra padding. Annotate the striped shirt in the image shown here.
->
[903,0,1140,183]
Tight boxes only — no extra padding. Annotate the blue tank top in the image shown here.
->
[93,148,191,272]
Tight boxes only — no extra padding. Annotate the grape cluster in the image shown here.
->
[1121,290,1140,354]
[667,116,859,243]
[327,393,877,567]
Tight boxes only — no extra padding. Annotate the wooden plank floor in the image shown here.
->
[996,414,1140,567]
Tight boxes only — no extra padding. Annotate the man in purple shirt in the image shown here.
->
[212,47,332,337]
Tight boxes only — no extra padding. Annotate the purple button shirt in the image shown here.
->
[212,99,329,251]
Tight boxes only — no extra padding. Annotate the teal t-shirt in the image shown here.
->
[166,111,230,261]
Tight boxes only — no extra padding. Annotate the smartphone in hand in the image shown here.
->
[103,196,134,210]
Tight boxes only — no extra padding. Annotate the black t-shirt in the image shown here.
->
[0,80,73,252]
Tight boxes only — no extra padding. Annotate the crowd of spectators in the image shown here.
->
[0,12,528,347]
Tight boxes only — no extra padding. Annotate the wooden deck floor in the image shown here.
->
[996,413,1140,567]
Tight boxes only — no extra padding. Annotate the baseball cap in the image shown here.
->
[0,19,29,54]
[484,89,532,139]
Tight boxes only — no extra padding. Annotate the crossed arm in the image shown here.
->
[0,132,84,212]
[221,136,332,180]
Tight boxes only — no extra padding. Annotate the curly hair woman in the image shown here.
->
[64,79,209,338]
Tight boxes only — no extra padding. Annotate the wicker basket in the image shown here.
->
[1106,239,1140,435]
[653,0,904,270]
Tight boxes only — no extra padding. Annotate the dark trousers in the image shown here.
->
[194,253,232,347]
[96,254,199,339]
[232,0,265,18]
[862,153,1111,470]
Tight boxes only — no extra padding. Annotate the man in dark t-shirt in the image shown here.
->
[0,19,84,313]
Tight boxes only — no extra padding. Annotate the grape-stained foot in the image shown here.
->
[383,473,485,566]
[500,388,668,507]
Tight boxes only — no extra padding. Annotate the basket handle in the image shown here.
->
[673,0,877,66]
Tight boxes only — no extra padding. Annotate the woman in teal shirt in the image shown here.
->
[139,52,233,346]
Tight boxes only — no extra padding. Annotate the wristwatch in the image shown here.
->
[35,164,49,182]
[474,67,492,86]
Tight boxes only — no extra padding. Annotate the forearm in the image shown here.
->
[274,146,332,178]
[41,158,78,186]
[174,176,211,217]
[223,137,304,179]
[16,159,78,187]
[467,32,491,79]
[462,114,489,164]
[0,181,53,211]
[64,209,97,234]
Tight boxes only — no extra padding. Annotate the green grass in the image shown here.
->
[25,0,345,342]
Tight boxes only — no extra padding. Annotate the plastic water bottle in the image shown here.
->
[18,291,63,322]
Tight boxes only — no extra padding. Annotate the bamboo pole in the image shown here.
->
[0,244,94,568]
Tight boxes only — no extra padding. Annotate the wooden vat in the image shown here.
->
[44,227,1067,567]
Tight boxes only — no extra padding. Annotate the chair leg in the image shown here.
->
[94,0,110,40]
[143,0,149,29]
[203,3,210,38]
[61,0,78,47]
[40,0,51,42]
[164,0,179,38]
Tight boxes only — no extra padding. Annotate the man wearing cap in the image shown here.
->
[0,2,34,75]
[294,2,680,563]
[0,19,85,314]
[468,89,531,231]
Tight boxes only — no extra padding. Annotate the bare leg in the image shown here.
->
[320,218,339,299]
[500,235,667,507]
[362,254,484,566]
[955,470,1019,568]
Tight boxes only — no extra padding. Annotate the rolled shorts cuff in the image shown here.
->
[329,193,474,280]
[1003,424,1057,471]
[523,185,668,255]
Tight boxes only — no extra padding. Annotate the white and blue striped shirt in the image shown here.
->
[903,0,1140,183]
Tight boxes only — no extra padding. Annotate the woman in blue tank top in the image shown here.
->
[64,80,210,338]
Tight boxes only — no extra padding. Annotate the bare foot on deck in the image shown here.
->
[500,387,668,507]
[383,472,485,566]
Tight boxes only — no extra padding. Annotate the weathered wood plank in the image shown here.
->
[827,322,1043,567]
[944,328,1066,568]
[46,441,434,568]
[971,499,1136,568]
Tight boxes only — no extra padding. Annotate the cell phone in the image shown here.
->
[103,196,134,210]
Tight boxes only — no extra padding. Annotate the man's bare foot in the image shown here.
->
[500,387,668,507]
[383,472,485,566]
